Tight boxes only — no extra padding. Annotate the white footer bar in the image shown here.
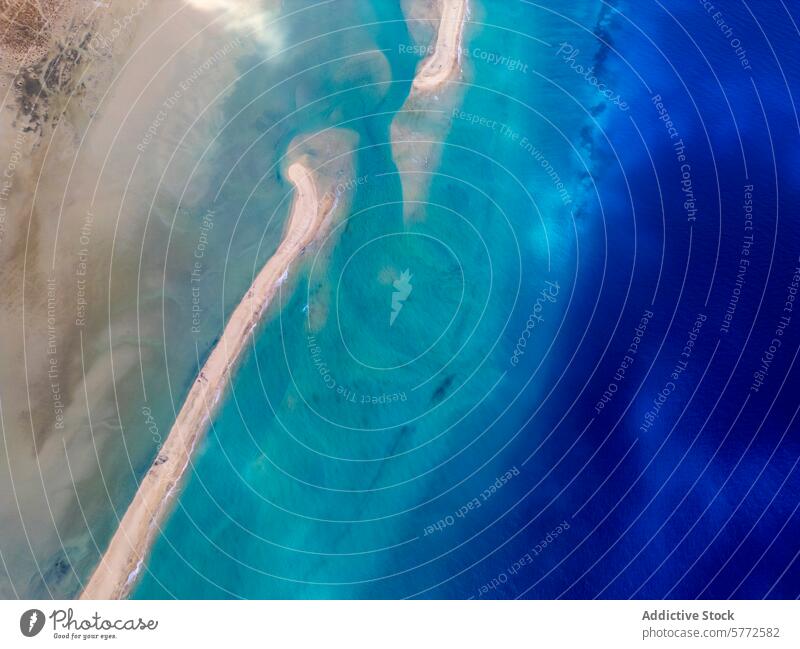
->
[1,600,796,648]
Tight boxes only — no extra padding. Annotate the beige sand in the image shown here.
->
[80,162,329,600]
[412,0,468,91]
[390,0,469,221]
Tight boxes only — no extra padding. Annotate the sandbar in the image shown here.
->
[81,162,326,599]
[390,0,469,221]
[412,0,468,91]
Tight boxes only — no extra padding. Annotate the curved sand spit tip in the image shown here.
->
[412,0,468,91]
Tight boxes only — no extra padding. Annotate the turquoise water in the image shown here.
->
[133,0,605,598]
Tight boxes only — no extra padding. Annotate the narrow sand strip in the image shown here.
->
[412,0,468,91]
[81,163,325,599]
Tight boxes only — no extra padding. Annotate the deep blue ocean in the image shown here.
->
[133,0,800,598]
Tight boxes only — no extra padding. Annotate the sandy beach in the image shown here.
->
[412,0,468,91]
[80,162,330,600]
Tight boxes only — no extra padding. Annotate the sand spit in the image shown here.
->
[391,0,469,221]
[80,161,336,600]
[412,0,468,91]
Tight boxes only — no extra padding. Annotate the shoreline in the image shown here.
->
[412,0,468,91]
[81,162,328,600]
